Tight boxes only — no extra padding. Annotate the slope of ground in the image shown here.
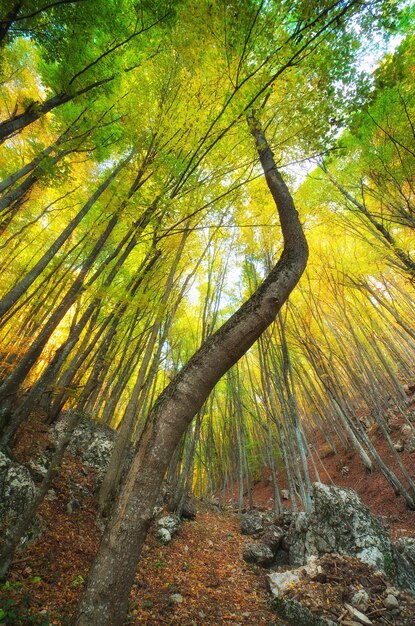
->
[230,408,415,541]
[0,439,283,624]
[1,401,415,625]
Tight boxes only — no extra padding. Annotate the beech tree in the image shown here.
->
[75,113,308,626]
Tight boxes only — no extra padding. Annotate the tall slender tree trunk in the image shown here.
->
[75,115,308,626]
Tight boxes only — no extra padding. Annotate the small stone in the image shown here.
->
[281,489,290,500]
[383,594,399,610]
[66,498,81,513]
[169,593,183,604]
[385,586,399,596]
[394,440,404,453]
[156,528,171,544]
[344,603,373,625]
[351,590,370,612]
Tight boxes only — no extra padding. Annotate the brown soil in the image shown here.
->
[1,400,415,625]
[221,408,415,541]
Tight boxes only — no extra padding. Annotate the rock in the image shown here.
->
[275,509,294,530]
[169,593,183,604]
[82,431,114,472]
[383,594,399,610]
[0,452,36,520]
[53,413,119,475]
[157,514,180,535]
[404,436,415,453]
[268,556,322,597]
[273,548,290,567]
[394,440,404,453]
[240,511,265,535]
[288,483,395,578]
[0,452,42,547]
[46,489,57,501]
[268,568,302,597]
[400,425,415,452]
[156,528,172,544]
[67,498,81,513]
[27,454,50,482]
[271,596,337,626]
[152,505,163,517]
[243,542,274,566]
[392,537,415,593]
[281,489,290,500]
[344,603,373,625]
[351,590,370,612]
[261,525,284,552]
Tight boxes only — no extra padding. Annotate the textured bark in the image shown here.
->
[75,116,308,626]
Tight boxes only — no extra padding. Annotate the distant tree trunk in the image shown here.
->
[0,2,23,45]
[322,168,415,276]
[97,230,189,514]
[75,114,308,626]
[0,213,120,442]
[0,157,129,319]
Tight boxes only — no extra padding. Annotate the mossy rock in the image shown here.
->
[271,597,337,626]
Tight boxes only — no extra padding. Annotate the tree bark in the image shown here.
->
[75,114,308,626]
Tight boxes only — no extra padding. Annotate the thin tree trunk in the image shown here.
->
[0,157,130,319]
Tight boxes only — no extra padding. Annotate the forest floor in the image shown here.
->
[1,403,415,625]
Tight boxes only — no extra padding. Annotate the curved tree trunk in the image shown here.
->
[75,115,308,626]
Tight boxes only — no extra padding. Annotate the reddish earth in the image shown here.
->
[220,407,415,541]
[1,401,415,625]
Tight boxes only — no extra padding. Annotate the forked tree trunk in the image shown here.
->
[75,114,309,626]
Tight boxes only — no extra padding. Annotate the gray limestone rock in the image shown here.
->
[169,593,183,604]
[156,528,172,544]
[261,525,284,552]
[383,594,399,610]
[288,483,395,578]
[270,596,337,626]
[351,589,370,612]
[243,542,274,566]
[53,413,117,474]
[0,452,41,547]
[0,452,35,521]
[401,425,415,453]
[157,514,181,535]
[240,511,266,535]
[392,537,415,594]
